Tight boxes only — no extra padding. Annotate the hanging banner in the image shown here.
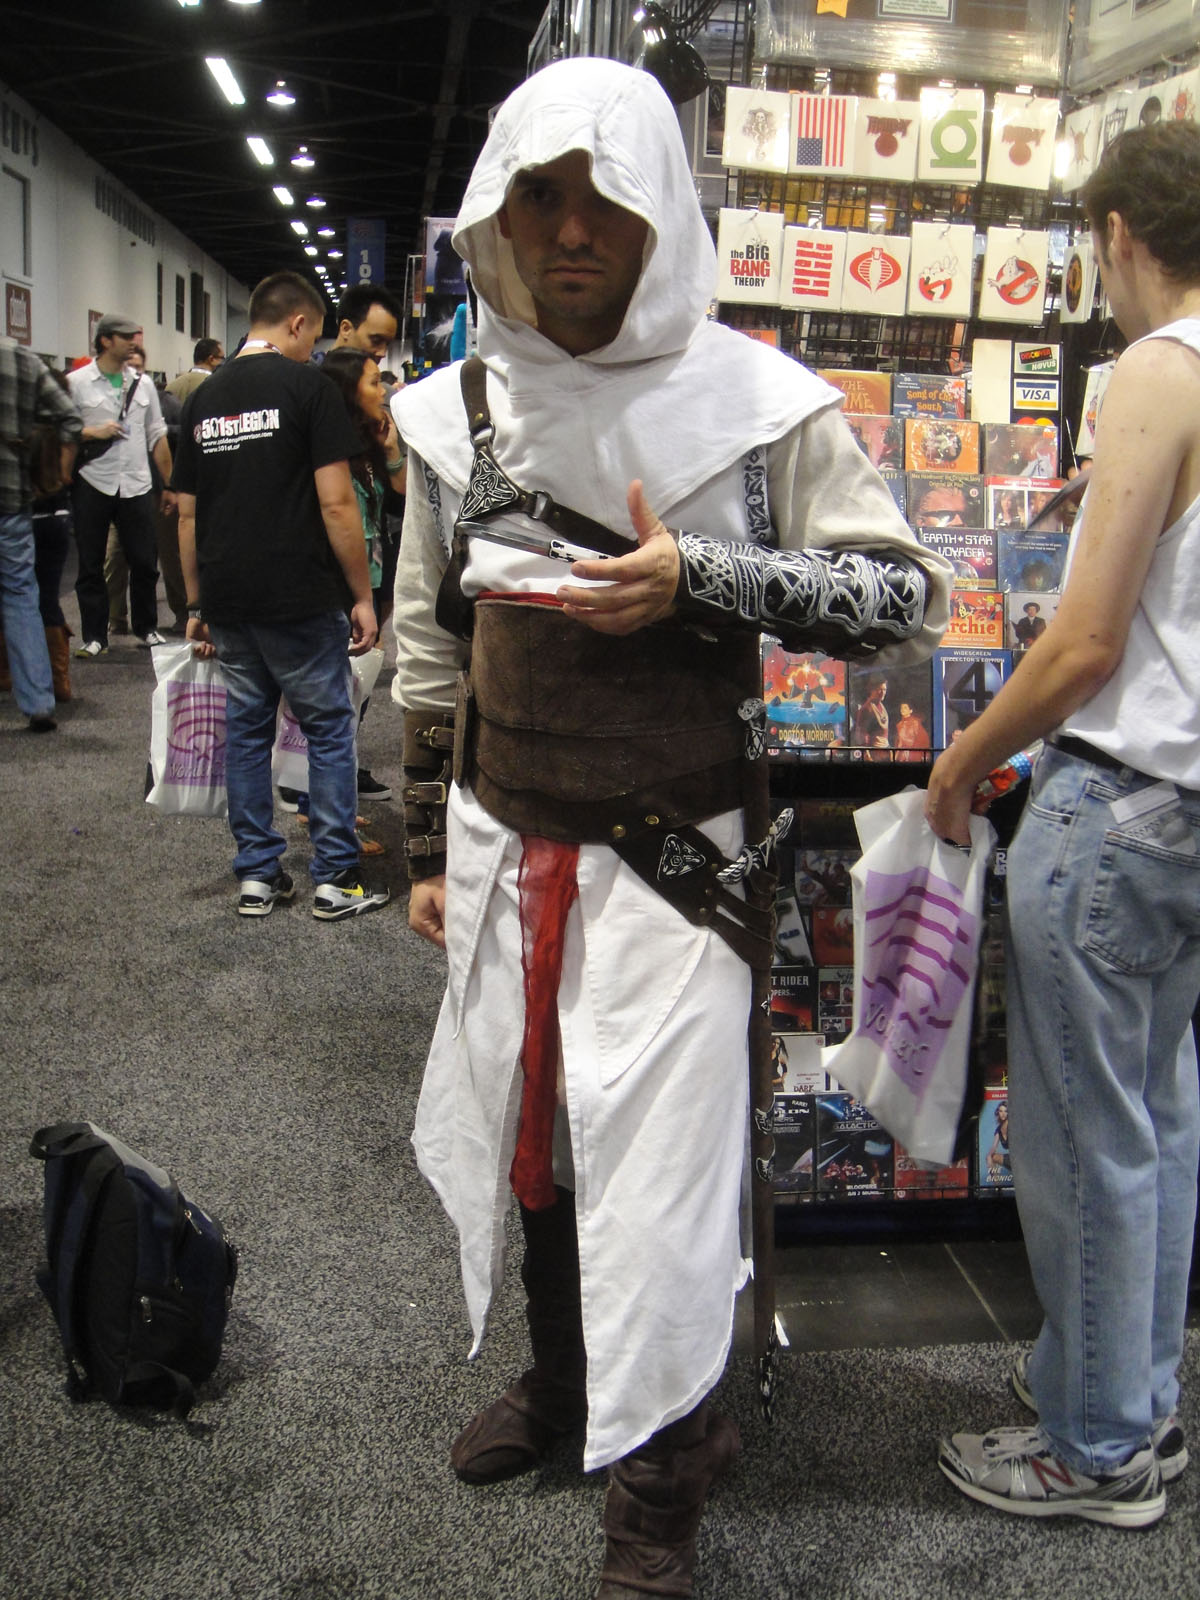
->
[851,97,921,181]
[917,87,985,184]
[986,93,1061,191]
[789,92,859,176]
[347,217,388,294]
[979,228,1049,323]
[780,226,847,310]
[841,232,910,316]
[722,86,794,172]
[906,221,975,319]
[716,208,785,304]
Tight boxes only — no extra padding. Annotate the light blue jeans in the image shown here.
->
[208,612,358,885]
[1005,741,1200,1473]
[0,511,55,719]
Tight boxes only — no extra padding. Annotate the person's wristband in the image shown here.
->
[385,458,404,473]
[187,605,203,621]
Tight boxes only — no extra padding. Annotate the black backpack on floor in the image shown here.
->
[31,1121,239,1416]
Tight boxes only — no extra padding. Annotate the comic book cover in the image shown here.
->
[815,1092,895,1198]
[795,796,860,848]
[770,1032,826,1095]
[762,641,847,753]
[879,468,907,518]
[817,966,855,1046]
[891,371,966,418]
[771,968,819,1035]
[932,647,1012,749]
[894,1146,971,1199]
[811,905,854,966]
[794,849,856,906]
[774,881,815,968]
[817,367,892,415]
[983,421,1059,478]
[977,1087,1013,1191]
[904,417,981,474]
[942,588,1006,649]
[847,660,934,763]
[773,1093,818,1202]
[845,412,905,470]
[996,529,1070,593]
[907,472,985,529]
[914,525,996,588]
[1007,590,1058,652]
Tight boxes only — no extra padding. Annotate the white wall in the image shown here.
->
[2,78,249,374]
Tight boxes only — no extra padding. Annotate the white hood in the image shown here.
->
[395,58,837,532]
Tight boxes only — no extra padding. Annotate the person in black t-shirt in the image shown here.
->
[173,271,390,921]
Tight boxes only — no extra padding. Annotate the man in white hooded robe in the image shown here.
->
[393,57,951,1599]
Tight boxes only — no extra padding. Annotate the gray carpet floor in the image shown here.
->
[1,594,1197,1600]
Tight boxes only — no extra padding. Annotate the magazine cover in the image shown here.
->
[1007,590,1058,651]
[977,1087,1013,1191]
[892,371,966,418]
[904,417,981,474]
[811,904,854,966]
[770,1032,826,1094]
[942,588,1006,649]
[762,642,847,752]
[879,468,907,518]
[815,1092,894,1198]
[771,969,819,1036]
[915,525,997,588]
[817,967,855,1047]
[818,368,892,415]
[983,421,1059,478]
[795,796,860,848]
[933,647,1012,748]
[845,413,904,470]
[773,1093,818,1201]
[907,472,985,529]
[996,528,1070,592]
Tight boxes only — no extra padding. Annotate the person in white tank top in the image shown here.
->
[926,122,1200,1528]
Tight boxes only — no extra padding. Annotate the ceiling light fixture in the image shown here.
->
[291,146,316,169]
[246,136,274,166]
[266,80,295,107]
[177,0,201,8]
[327,248,343,259]
[290,219,309,236]
[303,245,318,257]
[272,184,294,204]
[205,57,246,107]
[317,226,335,238]
[305,195,326,208]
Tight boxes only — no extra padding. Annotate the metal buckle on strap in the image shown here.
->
[415,723,454,752]
[403,781,448,805]
[469,415,495,447]
[403,833,448,859]
[522,489,552,523]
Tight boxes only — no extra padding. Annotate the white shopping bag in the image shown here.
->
[822,787,995,1166]
[270,647,385,792]
[145,642,228,818]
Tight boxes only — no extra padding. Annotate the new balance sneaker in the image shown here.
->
[74,640,107,659]
[312,869,390,921]
[1011,1349,1188,1483]
[938,1425,1165,1527]
[277,787,303,813]
[137,630,167,647]
[357,768,392,801]
[236,871,296,917]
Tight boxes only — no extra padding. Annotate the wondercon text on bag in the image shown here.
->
[821,787,995,1167]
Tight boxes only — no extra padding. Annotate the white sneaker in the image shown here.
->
[137,630,167,647]
[312,870,390,921]
[74,640,107,659]
[1011,1349,1188,1482]
[939,1425,1165,1527]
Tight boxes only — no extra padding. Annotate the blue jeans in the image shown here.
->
[208,613,359,885]
[0,511,55,718]
[1005,742,1200,1473]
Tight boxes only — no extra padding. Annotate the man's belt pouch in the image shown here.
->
[30,1121,238,1417]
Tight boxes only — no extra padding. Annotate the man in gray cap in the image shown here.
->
[66,312,174,655]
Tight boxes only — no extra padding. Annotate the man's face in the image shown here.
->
[208,346,225,369]
[497,149,649,356]
[102,331,137,363]
[915,487,968,526]
[339,304,398,359]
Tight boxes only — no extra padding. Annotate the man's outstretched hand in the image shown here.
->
[555,479,679,635]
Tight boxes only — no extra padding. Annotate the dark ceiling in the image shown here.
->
[3,0,547,307]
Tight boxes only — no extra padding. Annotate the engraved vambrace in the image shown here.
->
[674,535,929,658]
[402,709,454,881]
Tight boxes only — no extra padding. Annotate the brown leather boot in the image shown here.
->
[595,1401,741,1598]
[45,625,72,702]
[450,1185,588,1484]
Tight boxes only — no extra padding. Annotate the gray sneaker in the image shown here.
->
[312,869,390,921]
[237,871,296,917]
[939,1425,1164,1527]
[1011,1349,1187,1483]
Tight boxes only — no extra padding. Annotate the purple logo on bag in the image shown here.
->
[852,866,977,1099]
[166,681,226,784]
[277,706,307,756]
